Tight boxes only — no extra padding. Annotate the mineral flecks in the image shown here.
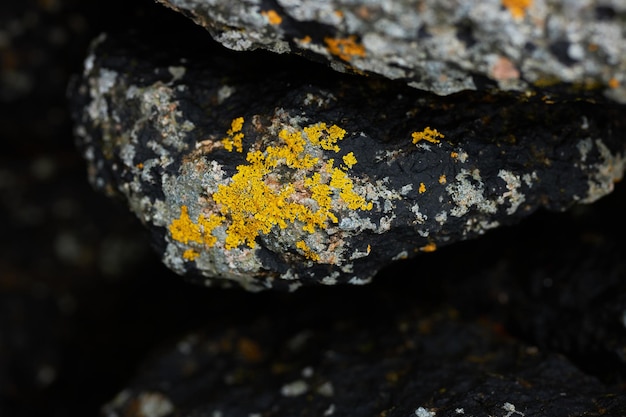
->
[70,31,625,291]
[156,0,626,103]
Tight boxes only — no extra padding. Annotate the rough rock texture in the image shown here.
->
[156,0,626,103]
[71,30,625,291]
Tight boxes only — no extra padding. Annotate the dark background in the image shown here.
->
[2,1,626,416]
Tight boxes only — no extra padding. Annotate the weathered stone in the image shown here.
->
[70,31,625,291]
[156,0,626,102]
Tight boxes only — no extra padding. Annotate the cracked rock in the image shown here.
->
[70,30,625,291]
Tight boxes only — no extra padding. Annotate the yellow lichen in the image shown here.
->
[342,152,357,169]
[412,127,444,145]
[182,249,200,261]
[170,119,371,257]
[169,205,203,245]
[169,206,224,256]
[418,182,426,194]
[609,77,620,89]
[296,240,321,261]
[222,117,245,153]
[303,123,345,152]
[261,9,282,25]
[502,0,532,19]
[324,36,366,61]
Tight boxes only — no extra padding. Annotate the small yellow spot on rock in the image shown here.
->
[438,174,447,184]
[136,162,144,169]
[412,127,444,145]
[296,240,321,261]
[222,117,245,153]
[300,35,312,44]
[169,205,224,248]
[324,36,366,62]
[609,78,620,89]
[419,182,426,193]
[342,152,357,169]
[169,205,203,245]
[262,9,282,25]
[450,151,459,159]
[420,242,437,252]
[182,249,200,261]
[367,244,371,254]
[502,0,532,19]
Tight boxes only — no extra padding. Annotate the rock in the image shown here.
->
[70,30,625,291]
[156,0,626,102]
[101,301,626,417]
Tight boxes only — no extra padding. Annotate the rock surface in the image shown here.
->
[102,313,626,417]
[157,0,626,102]
[71,30,625,290]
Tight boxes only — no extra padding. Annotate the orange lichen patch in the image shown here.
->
[502,0,532,19]
[420,242,437,252]
[609,78,620,89]
[170,119,372,256]
[324,36,366,62]
[299,35,312,44]
[296,240,321,261]
[136,162,144,169]
[222,117,245,153]
[491,56,520,80]
[412,127,444,145]
[450,151,459,159]
[342,152,357,169]
[261,9,282,25]
[438,174,447,184]
[182,249,200,261]
[418,182,426,194]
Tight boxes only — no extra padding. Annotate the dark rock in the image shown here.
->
[100,299,626,417]
[70,30,625,291]
[155,0,626,102]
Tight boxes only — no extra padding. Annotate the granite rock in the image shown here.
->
[70,30,625,291]
[156,0,626,102]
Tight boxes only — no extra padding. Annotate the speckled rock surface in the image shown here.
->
[70,29,625,291]
[156,0,626,103]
